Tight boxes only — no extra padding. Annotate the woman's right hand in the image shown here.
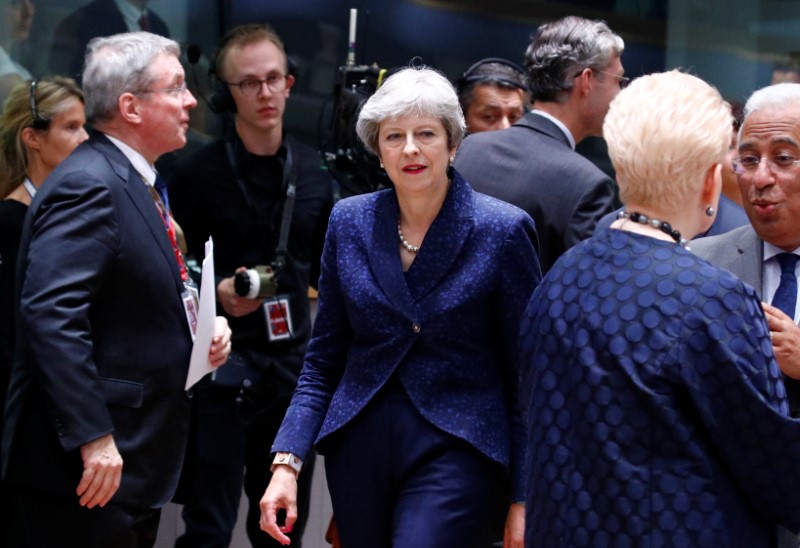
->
[260,465,299,545]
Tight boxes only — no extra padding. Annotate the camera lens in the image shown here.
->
[234,269,260,298]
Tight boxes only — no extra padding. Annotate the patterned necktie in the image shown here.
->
[154,173,170,213]
[773,253,799,320]
[146,178,188,281]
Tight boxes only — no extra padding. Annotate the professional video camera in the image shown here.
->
[321,9,391,197]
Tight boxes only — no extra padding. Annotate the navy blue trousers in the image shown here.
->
[324,383,507,548]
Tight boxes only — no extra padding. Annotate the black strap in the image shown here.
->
[225,137,299,272]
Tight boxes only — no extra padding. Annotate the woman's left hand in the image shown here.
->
[503,502,525,548]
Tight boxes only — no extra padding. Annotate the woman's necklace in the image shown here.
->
[617,210,690,250]
[397,219,420,254]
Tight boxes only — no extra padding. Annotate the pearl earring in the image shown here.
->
[705,206,715,217]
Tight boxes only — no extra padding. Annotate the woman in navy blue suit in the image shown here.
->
[521,71,800,546]
[260,67,541,547]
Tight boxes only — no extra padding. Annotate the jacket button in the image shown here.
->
[412,323,421,333]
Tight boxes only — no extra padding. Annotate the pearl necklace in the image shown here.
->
[397,219,420,253]
[617,210,690,250]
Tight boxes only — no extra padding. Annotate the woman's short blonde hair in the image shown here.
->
[603,70,732,212]
[356,66,465,156]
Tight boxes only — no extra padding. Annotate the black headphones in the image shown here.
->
[29,79,51,130]
[208,34,236,114]
[455,57,527,95]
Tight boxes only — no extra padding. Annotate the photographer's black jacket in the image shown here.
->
[168,133,333,372]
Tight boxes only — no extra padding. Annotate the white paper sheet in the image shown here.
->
[185,237,217,390]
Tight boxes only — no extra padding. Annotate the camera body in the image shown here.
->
[234,265,278,299]
[323,63,391,198]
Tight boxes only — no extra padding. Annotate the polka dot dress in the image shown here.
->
[520,229,800,546]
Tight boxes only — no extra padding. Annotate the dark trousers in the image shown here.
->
[12,486,161,548]
[324,384,507,548]
[175,383,314,548]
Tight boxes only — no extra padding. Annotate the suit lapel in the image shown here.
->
[406,173,473,303]
[733,227,764,298]
[95,135,184,287]
[368,193,415,315]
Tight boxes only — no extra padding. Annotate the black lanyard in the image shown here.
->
[225,137,299,271]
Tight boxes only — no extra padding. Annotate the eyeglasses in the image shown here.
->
[225,74,290,96]
[732,154,800,175]
[136,83,189,97]
[574,68,630,89]
[596,70,630,89]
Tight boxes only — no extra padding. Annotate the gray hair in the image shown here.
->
[741,83,800,139]
[524,16,624,103]
[356,66,466,156]
[83,31,180,124]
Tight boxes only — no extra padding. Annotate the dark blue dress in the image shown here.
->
[521,228,800,547]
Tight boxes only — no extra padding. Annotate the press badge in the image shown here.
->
[182,280,200,340]
[263,295,293,341]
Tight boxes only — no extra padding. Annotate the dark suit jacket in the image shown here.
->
[2,132,194,508]
[271,171,542,501]
[454,111,617,273]
[49,0,171,81]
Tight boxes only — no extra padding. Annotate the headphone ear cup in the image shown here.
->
[209,72,236,114]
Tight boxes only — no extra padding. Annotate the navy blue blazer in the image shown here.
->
[271,171,542,500]
[2,132,194,507]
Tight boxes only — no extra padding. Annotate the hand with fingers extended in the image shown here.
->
[762,301,800,379]
[77,433,123,508]
[260,466,299,545]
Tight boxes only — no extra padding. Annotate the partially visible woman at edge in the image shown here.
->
[260,66,541,548]
[0,77,87,545]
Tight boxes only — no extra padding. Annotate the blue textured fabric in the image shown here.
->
[272,171,542,501]
[773,253,799,318]
[521,228,800,546]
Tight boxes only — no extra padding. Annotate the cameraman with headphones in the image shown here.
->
[456,58,529,134]
[169,24,333,548]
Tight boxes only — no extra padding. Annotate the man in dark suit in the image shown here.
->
[454,16,623,272]
[691,82,800,548]
[2,31,231,547]
[49,0,170,81]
